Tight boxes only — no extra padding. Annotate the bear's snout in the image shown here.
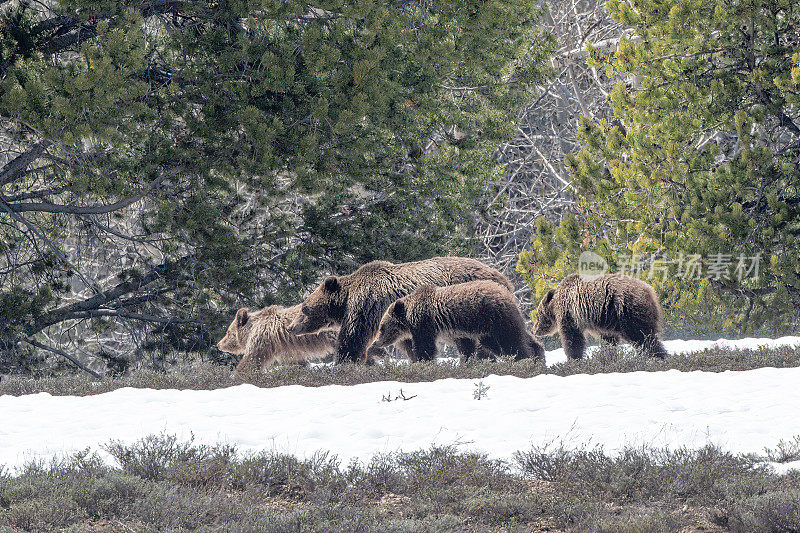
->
[373,336,389,348]
[533,317,555,337]
[288,314,310,334]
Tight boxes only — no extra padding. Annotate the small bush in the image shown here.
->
[764,435,800,464]
[105,433,236,487]
[515,443,773,506]
[728,490,800,532]
[580,508,683,533]
[232,450,344,498]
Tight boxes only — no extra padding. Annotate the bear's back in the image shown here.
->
[409,280,517,320]
[407,280,523,338]
[343,258,463,300]
[557,274,661,330]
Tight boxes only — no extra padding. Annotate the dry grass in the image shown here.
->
[2,344,799,397]
[1,435,798,532]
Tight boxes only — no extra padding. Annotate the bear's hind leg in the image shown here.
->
[454,337,478,363]
[600,334,620,346]
[624,323,667,359]
[479,335,503,357]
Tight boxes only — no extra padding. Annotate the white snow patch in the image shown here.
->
[3,363,800,473]
[544,335,800,365]
[771,460,800,475]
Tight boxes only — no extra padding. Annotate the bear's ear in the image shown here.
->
[543,289,555,305]
[236,307,249,328]
[323,276,340,293]
[392,300,407,321]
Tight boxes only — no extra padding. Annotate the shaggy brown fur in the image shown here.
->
[374,281,545,362]
[217,305,337,374]
[288,257,514,364]
[533,274,667,359]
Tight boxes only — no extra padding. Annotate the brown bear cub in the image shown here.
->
[289,257,514,364]
[217,305,338,374]
[533,274,667,360]
[373,281,545,362]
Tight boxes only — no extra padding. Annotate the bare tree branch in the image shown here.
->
[475,0,624,313]
[0,141,51,186]
[23,338,102,378]
[67,309,197,324]
[2,166,184,215]
[0,198,100,293]
[29,255,193,335]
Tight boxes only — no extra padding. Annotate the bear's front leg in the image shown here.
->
[396,339,417,362]
[478,335,503,357]
[234,352,255,375]
[632,331,668,359]
[410,327,438,362]
[336,314,384,364]
[644,337,668,359]
[560,320,586,360]
[335,329,370,364]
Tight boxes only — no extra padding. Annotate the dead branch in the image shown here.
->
[23,338,102,378]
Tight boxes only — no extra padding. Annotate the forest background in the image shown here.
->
[1,0,797,373]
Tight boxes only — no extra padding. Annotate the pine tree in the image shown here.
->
[519,0,800,333]
[0,0,553,370]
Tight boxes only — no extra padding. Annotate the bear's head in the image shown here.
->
[374,300,411,347]
[289,276,345,335]
[533,289,558,337]
[217,307,254,354]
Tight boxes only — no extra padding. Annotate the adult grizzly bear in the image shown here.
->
[533,274,667,360]
[373,281,545,362]
[217,305,337,374]
[288,257,513,363]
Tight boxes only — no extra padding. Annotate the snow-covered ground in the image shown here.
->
[2,337,800,473]
[544,335,800,365]
[355,335,800,368]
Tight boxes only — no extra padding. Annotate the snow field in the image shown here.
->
[2,336,800,473]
